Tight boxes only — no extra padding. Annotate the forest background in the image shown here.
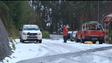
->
[0,1,111,38]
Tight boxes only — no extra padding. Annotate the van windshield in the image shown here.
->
[23,26,40,30]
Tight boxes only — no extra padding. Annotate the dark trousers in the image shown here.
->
[63,35,67,42]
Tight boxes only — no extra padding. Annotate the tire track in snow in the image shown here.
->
[17,46,112,63]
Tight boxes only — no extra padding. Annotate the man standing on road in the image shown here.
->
[63,25,68,43]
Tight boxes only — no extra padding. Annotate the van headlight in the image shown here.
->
[23,33,28,35]
[37,33,41,35]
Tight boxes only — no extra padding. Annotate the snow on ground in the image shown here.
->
[2,35,112,63]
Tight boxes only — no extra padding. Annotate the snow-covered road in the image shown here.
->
[17,46,112,63]
[3,34,112,63]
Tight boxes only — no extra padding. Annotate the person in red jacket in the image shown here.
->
[63,25,68,43]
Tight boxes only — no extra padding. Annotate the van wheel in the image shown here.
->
[20,39,24,43]
[39,40,42,43]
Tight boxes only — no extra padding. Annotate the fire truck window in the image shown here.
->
[89,24,95,30]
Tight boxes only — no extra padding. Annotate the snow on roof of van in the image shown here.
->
[23,24,39,28]
[23,24,38,26]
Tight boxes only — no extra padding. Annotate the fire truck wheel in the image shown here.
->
[93,41,96,44]
[99,40,103,44]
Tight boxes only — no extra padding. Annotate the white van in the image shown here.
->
[19,25,42,43]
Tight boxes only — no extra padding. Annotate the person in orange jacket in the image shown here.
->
[63,25,68,43]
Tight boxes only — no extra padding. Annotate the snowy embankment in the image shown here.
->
[3,35,112,63]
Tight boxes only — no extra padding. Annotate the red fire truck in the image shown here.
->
[75,21,105,44]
